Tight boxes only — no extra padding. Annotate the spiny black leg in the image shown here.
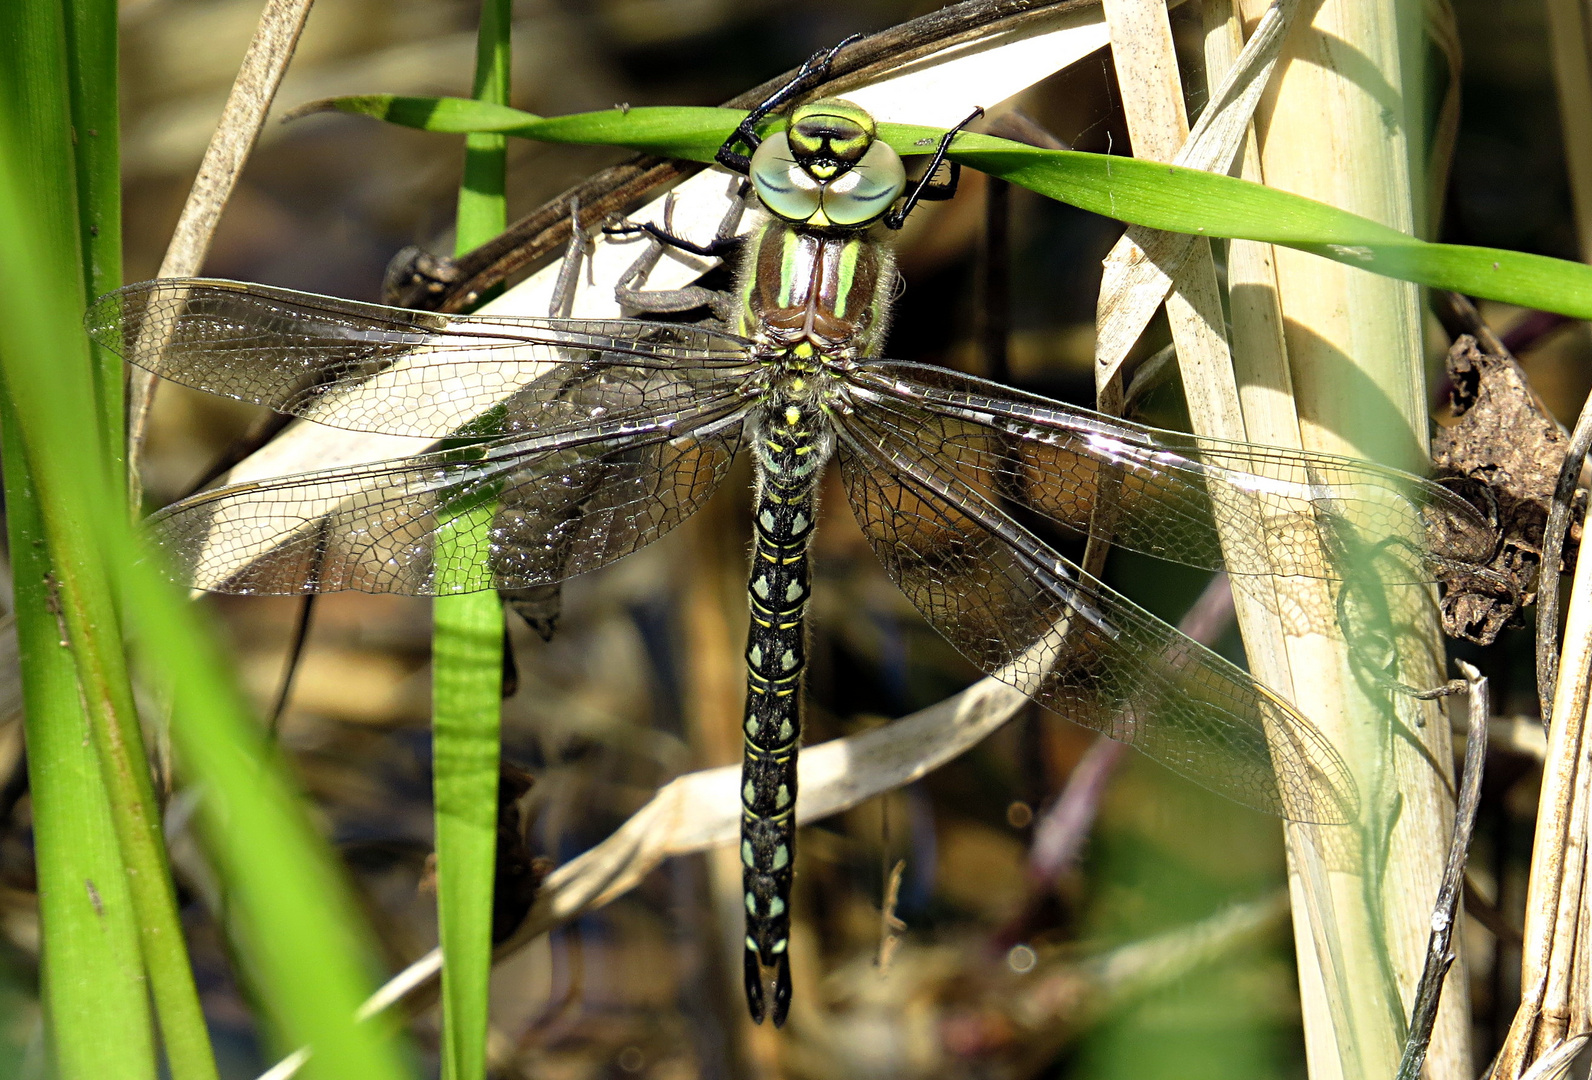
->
[612,191,745,323]
[910,160,964,203]
[603,220,738,258]
[884,106,984,230]
[715,34,863,174]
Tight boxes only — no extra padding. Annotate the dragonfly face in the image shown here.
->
[748,99,907,229]
[82,52,1503,1035]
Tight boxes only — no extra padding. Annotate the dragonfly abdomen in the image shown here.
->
[740,401,828,1026]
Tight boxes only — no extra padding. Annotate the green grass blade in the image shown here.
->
[431,581,505,1080]
[0,6,219,1077]
[932,136,1592,319]
[0,50,415,1080]
[432,5,512,1080]
[309,96,1592,318]
[2,426,156,1080]
[62,0,123,472]
[5,1,152,1075]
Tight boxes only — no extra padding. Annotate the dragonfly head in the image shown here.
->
[750,98,906,229]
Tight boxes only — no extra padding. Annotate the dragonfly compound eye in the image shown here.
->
[817,138,905,226]
[750,133,824,223]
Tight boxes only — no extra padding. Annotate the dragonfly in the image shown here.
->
[87,45,1498,1027]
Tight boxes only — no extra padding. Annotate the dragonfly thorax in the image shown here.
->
[739,219,896,363]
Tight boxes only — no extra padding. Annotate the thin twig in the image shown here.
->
[1396,661,1488,1080]
[1431,291,1510,360]
[1535,396,1592,727]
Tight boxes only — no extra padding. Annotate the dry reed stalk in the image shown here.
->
[1229,0,1469,1075]
[1102,4,1354,1076]
[1545,0,1592,265]
[1496,13,1592,1072]
[1096,0,1469,1075]
[1494,453,1592,1076]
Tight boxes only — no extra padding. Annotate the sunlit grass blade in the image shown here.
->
[430,4,512,1079]
[63,0,124,474]
[306,95,1592,319]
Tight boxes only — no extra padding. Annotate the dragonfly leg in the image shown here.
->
[716,35,862,174]
[546,195,592,319]
[498,198,597,639]
[612,191,746,324]
[884,106,984,230]
[605,219,735,258]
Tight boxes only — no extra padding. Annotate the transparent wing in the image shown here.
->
[87,279,759,438]
[154,384,749,595]
[833,420,1358,824]
[841,361,1496,584]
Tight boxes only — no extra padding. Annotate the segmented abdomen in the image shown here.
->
[740,400,825,1027]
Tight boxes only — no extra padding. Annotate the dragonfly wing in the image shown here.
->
[832,419,1358,825]
[843,361,1496,584]
[87,279,758,438]
[155,394,748,595]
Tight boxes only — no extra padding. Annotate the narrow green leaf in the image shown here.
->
[298,94,540,135]
[311,96,1592,319]
[934,137,1592,319]
[432,5,511,1080]
[302,96,741,160]
[431,584,504,1080]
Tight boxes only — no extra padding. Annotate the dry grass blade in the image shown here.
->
[510,667,1034,947]
[1517,1033,1592,1080]
[1396,662,1488,1080]
[127,0,317,494]
[1496,421,1592,1076]
[1545,0,1592,265]
[1093,0,1297,389]
[1535,399,1592,725]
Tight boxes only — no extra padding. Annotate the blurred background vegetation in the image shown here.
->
[0,0,1582,1076]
